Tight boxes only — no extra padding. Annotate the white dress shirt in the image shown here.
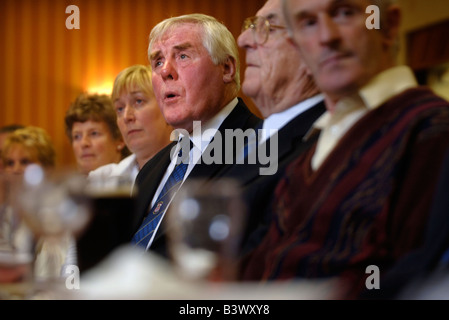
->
[260,94,324,144]
[145,98,238,250]
[88,153,139,192]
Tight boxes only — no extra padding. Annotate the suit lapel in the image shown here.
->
[217,101,326,185]
[189,98,259,179]
[152,99,260,246]
[132,98,260,250]
[131,142,175,235]
[274,100,326,159]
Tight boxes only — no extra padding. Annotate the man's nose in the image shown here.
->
[161,60,177,80]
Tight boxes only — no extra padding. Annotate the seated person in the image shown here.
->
[1,126,71,280]
[240,0,449,299]
[64,93,130,175]
[88,64,172,188]
[0,124,25,173]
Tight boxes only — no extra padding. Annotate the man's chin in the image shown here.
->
[241,82,259,100]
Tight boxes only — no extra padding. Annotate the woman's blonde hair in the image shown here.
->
[2,126,56,168]
[111,64,154,102]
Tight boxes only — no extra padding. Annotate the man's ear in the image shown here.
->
[222,56,237,83]
[383,5,401,48]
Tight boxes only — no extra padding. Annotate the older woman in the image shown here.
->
[65,93,130,175]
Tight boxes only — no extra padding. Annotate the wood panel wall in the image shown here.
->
[407,19,449,71]
[0,0,265,168]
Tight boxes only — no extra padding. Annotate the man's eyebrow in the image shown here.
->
[329,0,358,11]
[149,42,194,61]
[292,10,312,21]
[173,42,193,51]
[262,12,282,25]
[149,50,161,62]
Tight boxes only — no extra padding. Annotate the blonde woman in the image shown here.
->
[1,126,73,282]
[88,64,172,187]
[2,126,56,174]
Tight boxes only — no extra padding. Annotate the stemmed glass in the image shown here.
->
[15,165,91,297]
[167,178,247,283]
[0,173,35,299]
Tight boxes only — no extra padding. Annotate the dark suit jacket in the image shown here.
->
[215,100,326,255]
[132,98,261,257]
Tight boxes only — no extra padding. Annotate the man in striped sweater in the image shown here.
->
[240,0,449,299]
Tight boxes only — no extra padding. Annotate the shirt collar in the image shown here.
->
[360,65,418,110]
[174,97,238,154]
[261,94,324,143]
[310,66,418,133]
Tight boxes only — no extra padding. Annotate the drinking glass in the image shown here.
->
[167,178,246,283]
[76,174,137,273]
[16,165,91,296]
[0,173,35,299]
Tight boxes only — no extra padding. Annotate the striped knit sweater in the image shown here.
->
[240,87,449,298]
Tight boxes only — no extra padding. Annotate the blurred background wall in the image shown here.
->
[0,0,266,168]
[397,0,449,101]
[1,0,448,169]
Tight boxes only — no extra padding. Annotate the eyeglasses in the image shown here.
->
[241,16,286,45]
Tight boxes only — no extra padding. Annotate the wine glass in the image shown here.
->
[16,165,91,296]
[167,178,247,283]
[0,173,35,299]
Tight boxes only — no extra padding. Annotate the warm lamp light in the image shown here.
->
[87,81,113,95]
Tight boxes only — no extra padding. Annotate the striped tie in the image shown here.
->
[132,140,191,249]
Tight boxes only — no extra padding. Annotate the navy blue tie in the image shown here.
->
[132,141,191,249]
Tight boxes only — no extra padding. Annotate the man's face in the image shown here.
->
[238,0,306,116]
[149,23,230,132]
[285,0,392,101]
